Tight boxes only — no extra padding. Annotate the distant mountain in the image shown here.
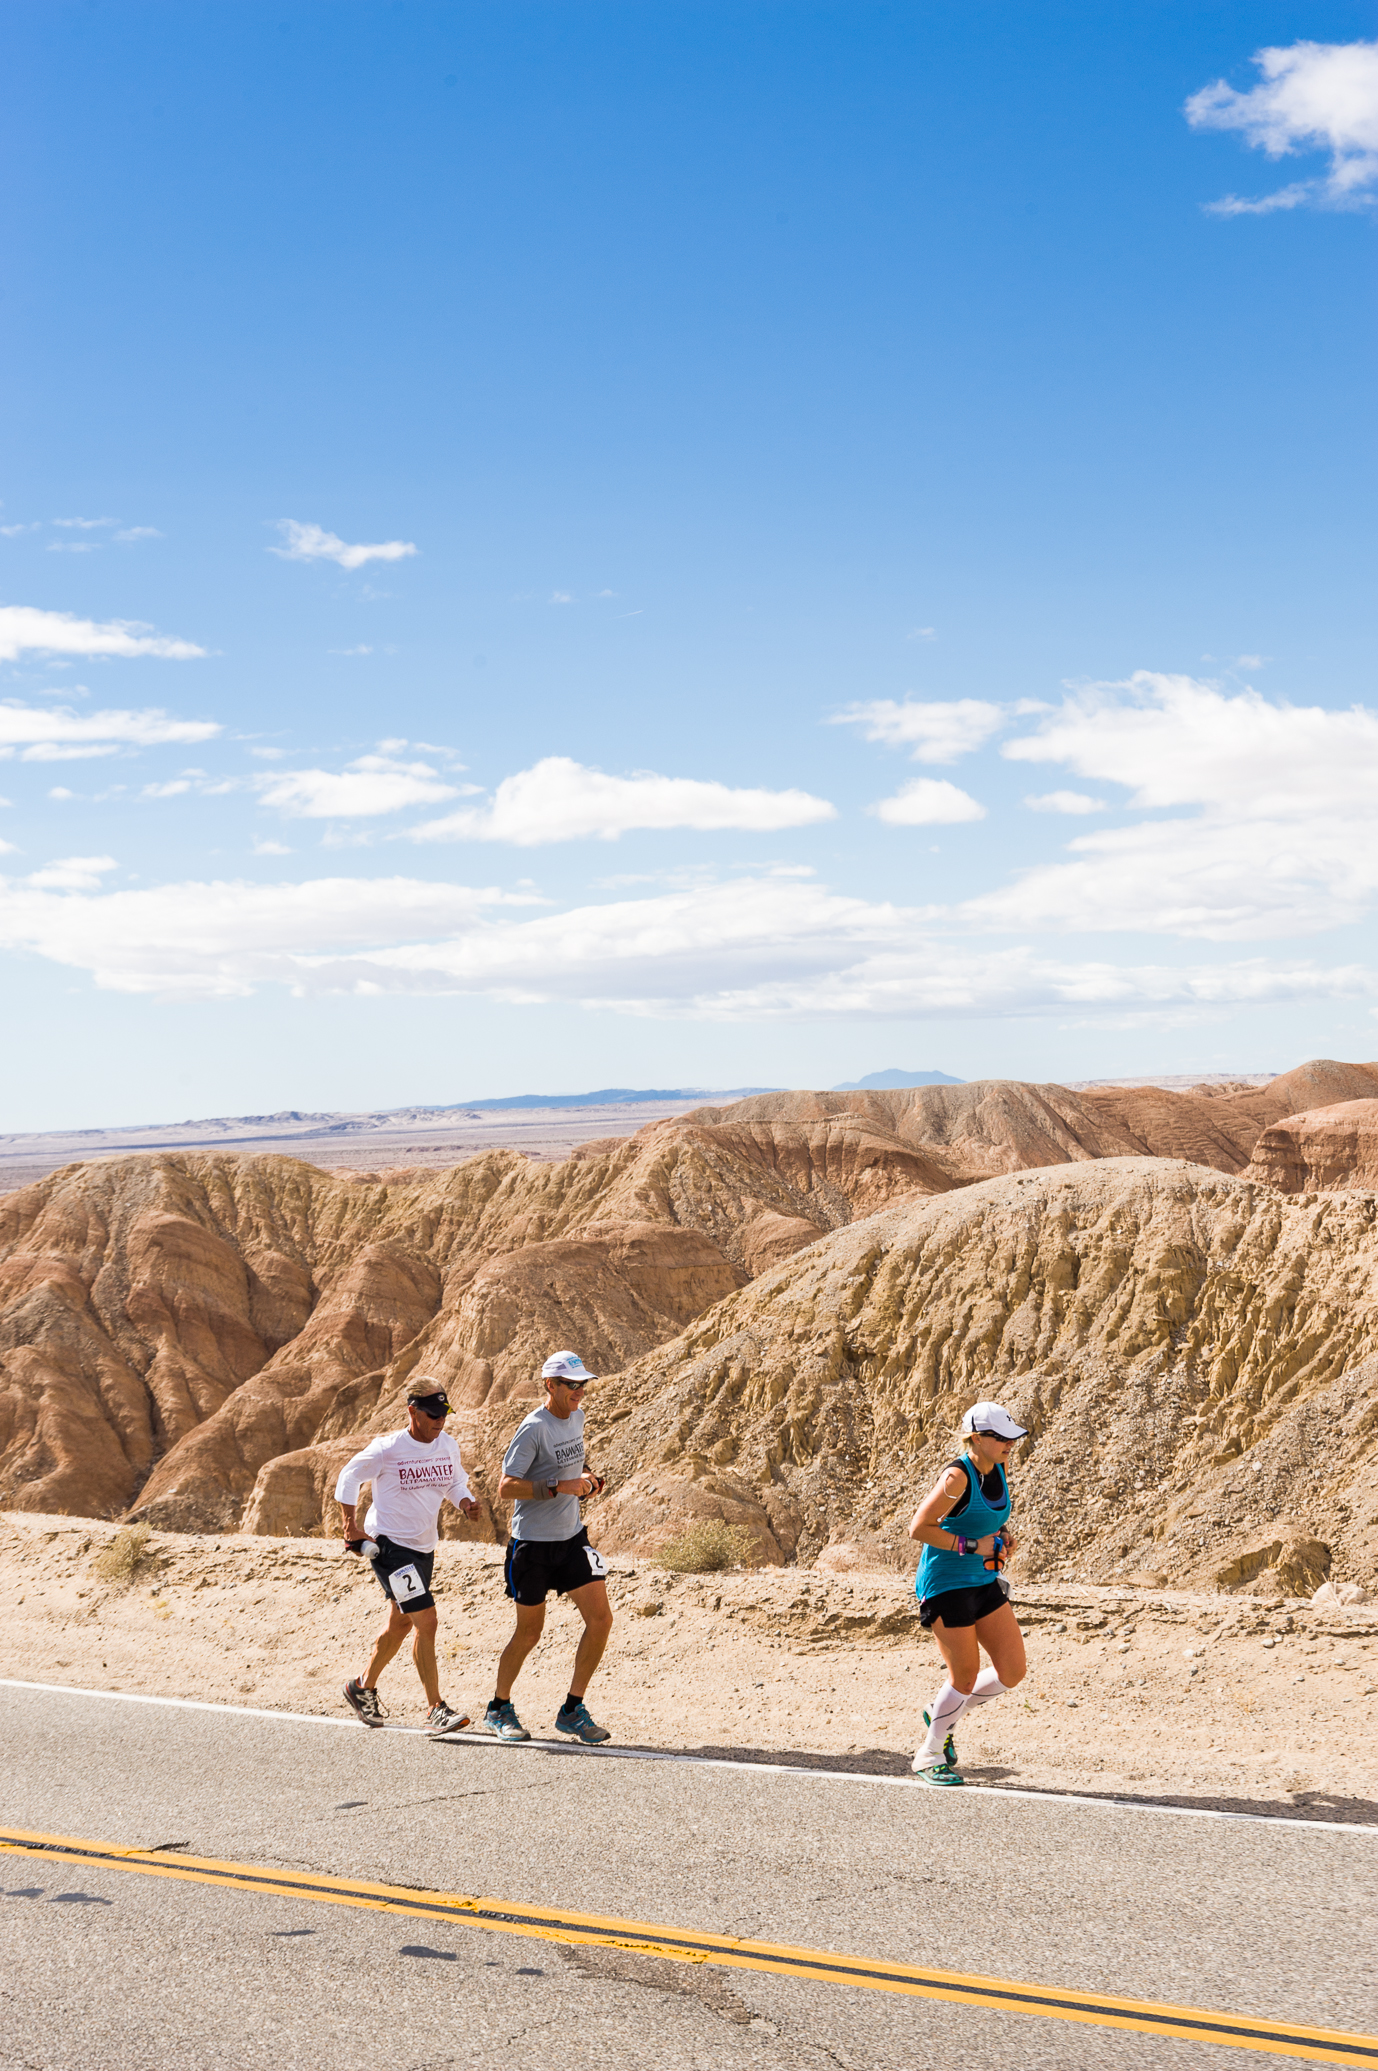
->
[442,1087,780,1113]
[831,1069,964,1091]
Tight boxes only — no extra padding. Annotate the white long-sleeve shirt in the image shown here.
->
[334,1429,472,1553]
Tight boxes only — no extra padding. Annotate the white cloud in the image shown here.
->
[24,855,118,891]
[1024,790,1106,814]
[0,863,1370,1023]
[271,520,418,571]
[47,542,98,554]
[252,839,293,857]
[0,699,220,757]
[869,778,985,826]
[257,752,465,819]
[52,517,115,530]
[0,523,39,538]
[830,698,1002,762]
[0,605,205,663]
[1186,39,1378,212]
[141,778,195,798]
[409,756,837,845]
[549,591,573,604]
[19,742,121,762]
[115,527,162,543]
[977,672,1378,938]
[0,873,538,998]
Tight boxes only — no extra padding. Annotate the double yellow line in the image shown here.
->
[3,1825,1372,2063]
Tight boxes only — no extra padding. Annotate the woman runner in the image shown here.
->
[908,1400,1029,1786]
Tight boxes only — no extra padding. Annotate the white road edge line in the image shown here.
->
[2,1678,1373,1837]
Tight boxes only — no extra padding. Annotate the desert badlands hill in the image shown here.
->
[3,1058,1378,1614]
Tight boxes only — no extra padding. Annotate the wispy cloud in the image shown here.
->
[270,520,418,571]
[52,517,115,530]
[408,756,837,845]
[257,750,466,819]
[868,778,986,826]
[0,699,220,758]
[978,672,1378,938]
[1024,790,1106,814]
[830,698,1003,763]
[0,605,204,663]
[23,854,118,891]
[1186,39,1378,213]
[115,526,162,543]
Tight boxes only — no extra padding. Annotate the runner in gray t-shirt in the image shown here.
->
[477,1351,614,1746]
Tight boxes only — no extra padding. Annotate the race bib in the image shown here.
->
[388,1562,427,1603]
[584,1545,608,1580]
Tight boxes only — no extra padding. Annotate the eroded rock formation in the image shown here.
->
[1243,1100,1378,1194]
[3,1059,1378,1584]
[586,1157,1378,1593]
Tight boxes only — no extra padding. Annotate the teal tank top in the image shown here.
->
[916,1457,1011,1602]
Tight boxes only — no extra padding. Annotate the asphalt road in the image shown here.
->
[0,1685,1373,2071]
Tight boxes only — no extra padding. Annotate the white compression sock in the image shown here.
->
[918,1680,971,1758]
[962,1666,1011,1708]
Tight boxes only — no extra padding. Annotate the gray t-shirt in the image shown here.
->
[503,1403,586,1542]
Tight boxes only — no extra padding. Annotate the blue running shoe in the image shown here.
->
[478,1699,530,1742]
[555,1698,611,1744]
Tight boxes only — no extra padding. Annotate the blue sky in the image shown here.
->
[1,2,1374,1129]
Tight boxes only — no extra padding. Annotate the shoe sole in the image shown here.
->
[427,1716,473,1738]
[911,1770,963,1786]
[476,1720,530,1742]
[556,1724,612,1743]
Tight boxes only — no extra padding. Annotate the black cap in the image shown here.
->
[408,1386,452,1417]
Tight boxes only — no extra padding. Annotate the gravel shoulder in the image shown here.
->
[4,1510,1376,1822]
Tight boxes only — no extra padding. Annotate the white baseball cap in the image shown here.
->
[541,1350,598,1383]
[960,1400,1028,1440]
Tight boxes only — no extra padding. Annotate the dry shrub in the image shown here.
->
[92,1521,151,1584]
[656,1519,754,1574]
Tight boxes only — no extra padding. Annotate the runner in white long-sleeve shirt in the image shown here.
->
[335,1381,481,1737]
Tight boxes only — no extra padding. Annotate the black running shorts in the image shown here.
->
[369,1534,436,1614]
[918,1579,1009,1629]
[504,1527,609,1605]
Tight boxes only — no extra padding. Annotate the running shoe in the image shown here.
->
[922,1709,957,1768]
[911,1755,964,1787]
[477,1699,530,1742]
[555,1698,611,1744]
[343,1676,386,1727]
[426,1701,472,1738]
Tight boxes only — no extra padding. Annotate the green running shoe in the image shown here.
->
[911,1756,964,1787]
[922,1709,958,1768]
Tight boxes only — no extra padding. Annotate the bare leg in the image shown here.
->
[931,1618,982,1695]
[407,1606,441,1708]
[970,1600,1027,1686]
[363,1600,410,1688]
[495,1602,546,1700]
[566,1579,613,1699]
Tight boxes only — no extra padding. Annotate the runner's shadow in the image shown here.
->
[660,1742,914,1778]
[984,1780,1378,1826]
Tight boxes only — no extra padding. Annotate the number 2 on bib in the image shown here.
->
[584,1545,608,1580]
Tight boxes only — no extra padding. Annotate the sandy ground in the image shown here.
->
[4,1511,1376,1823]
